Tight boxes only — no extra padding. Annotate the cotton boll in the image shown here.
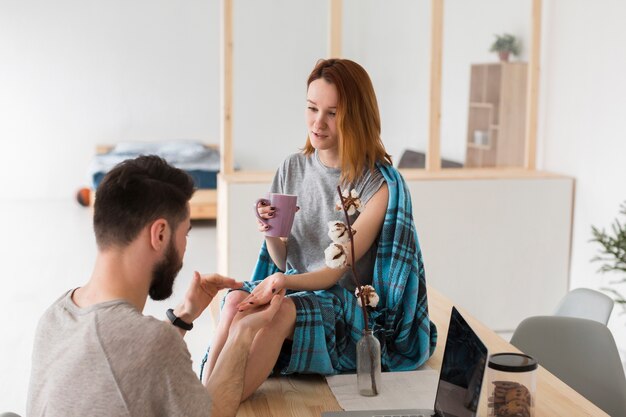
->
[335,189,351,212]
[324,243,347,269]
[355,285,379,308]
[336,188,363,215]
[367,291,380,308]
[350,189,363,213]
[327,221,356,245]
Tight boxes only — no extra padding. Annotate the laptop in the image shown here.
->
[323,307,488,417]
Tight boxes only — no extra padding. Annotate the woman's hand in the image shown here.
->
[237,272,287,311]
[256,200,275,232]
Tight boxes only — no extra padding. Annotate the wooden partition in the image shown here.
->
[211,1,559,327]
[217,0,543,174]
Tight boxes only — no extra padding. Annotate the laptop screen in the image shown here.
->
[433,307,488,417]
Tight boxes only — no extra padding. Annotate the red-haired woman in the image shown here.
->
[202,59,436,401]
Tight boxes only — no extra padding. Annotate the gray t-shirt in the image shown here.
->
[270,151,385,291]
[27,290,212,417]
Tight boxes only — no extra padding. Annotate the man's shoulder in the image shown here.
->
[96,304,178,345]
[95,305,186,377]
[35,291,175,348]
[33,290,73,346]
[39,289,73,315]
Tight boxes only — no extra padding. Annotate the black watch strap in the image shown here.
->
[166,308,193,331]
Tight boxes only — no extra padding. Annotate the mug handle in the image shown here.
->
[254,198,271,228]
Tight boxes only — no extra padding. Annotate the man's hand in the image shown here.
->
[206,291,285,417]
[175,271,243,323]
[232,290,285,334]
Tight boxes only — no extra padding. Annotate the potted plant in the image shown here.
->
[590,201,626,309]
[490,33,521,62]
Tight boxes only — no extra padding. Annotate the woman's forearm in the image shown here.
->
[265,236,287,271]
[272,185,389,293]
[283,267,345,291]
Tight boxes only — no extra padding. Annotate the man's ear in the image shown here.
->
[149,219,169,251]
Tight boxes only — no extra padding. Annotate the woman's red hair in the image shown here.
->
[303,59,392,185]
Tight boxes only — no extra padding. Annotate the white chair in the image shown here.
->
[511,315,626,417]
[554,287,614,325]
[0,413,21,417]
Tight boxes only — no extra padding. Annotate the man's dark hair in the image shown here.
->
[93,155,195,249]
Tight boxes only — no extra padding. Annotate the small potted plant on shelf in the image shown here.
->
[490,33,521,62]
[591,201,626,310]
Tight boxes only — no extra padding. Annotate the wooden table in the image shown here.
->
[236,286,609,417]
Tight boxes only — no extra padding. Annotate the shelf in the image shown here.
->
[469,102,494,108]
[466,62,528,168]
[467,142,492,150]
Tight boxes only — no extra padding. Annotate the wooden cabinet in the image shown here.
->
[466,63,528,167]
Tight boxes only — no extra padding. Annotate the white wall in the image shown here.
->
[343,0,431,164]
[231,0,532,168]
[537,0,626,336]
[230,0,433,170]
[0,0,220,201]
[0,0,532,188]
[231,0,326,170]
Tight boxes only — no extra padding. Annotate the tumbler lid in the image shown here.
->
[488,353,538,372]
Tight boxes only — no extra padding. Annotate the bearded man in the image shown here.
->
[26,155,283,417]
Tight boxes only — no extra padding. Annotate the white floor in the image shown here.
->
[0,200,219,415]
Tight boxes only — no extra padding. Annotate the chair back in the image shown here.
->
[511,316,626,417]
[554,288,614,324]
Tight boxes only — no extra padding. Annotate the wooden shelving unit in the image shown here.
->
[465,62,528,168]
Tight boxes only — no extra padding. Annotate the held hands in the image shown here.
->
[175,271,243,322]
[237,272,287,312]
[231,290,285,335]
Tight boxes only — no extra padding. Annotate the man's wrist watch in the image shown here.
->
[166,308,193,331]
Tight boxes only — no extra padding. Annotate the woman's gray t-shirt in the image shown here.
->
[269,151,385,291]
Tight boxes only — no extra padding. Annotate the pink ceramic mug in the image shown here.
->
[255,193,298,238]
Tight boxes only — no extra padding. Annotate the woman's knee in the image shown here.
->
[270,298,296,335]
[219,291,249,323]
[223,290,249,308]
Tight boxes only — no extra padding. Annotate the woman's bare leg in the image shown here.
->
[240,297,296,400]
[202,290,249,384]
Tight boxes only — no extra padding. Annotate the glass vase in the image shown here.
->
[356,329,382,396]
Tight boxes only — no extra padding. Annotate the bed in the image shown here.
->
[89,141,219,220]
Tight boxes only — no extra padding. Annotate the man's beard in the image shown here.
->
[149,236,183,301]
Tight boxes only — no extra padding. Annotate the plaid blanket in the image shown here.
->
[239,164,437,375]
